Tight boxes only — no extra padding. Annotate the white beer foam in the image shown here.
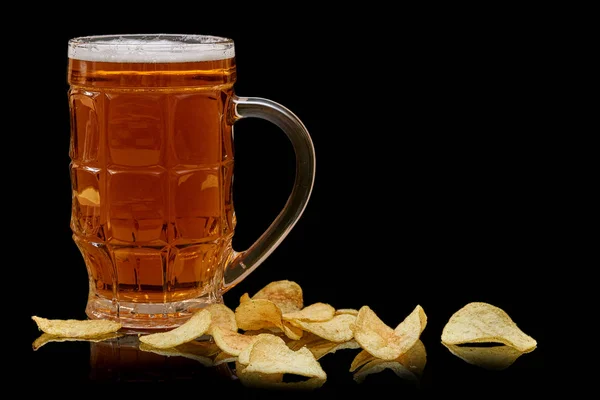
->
[68,35,235,63]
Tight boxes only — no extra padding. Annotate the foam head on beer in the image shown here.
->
[68,34,235,62]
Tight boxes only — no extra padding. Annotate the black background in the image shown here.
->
[15,3,548,397]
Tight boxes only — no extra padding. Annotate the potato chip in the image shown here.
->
[441,302,537,352]
[352,305,427,360]
[139,309,211,349]
[442,343,532,370]
[235,361,285,388]
[251,280,303,313]
[32,332,122,351]
[240,293,251,303]
[282,302,335,322]
[287,313,356,342]
[244,334,327,380]
[235,299,283,331]
[353,360,418,384]
[205,303,237,335]
[350,339,427,375]
[212,326,263,356]
[237,333,282,365]
[287,332,360,360]
[237,361,326,391]
[31,316,121,338]
[335,308,359,316]
[235,299,303,340]
[282,321,304,340]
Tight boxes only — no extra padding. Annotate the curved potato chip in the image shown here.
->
[240,293,251,303]
[335,308,359,316]
[244,335,327,380]
[237,361,325,390]
[287,332,360,360]
[206,304,237,335]
[282,321,304,340]
[235,299,283,331]
[287,314,355,342]
[352,305,427,360]
[31,316,121,338]
[283,303,335,322]
[235,299,302,340]
[235,361,284,388]
[238,333,281,365]
[353,359,418,384]
[441,302,537,352]
[442,343,532,370]
[212,326,263,356]
[139,309,211,349]
[32,332,122,351]
[252,280,303,313]
[309,340,361,360]
[350,339,427,374]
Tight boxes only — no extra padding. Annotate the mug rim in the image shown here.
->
[68,34,235,62]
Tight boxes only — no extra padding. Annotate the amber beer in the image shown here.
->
[69,36,239,327]
[68,34,315,330]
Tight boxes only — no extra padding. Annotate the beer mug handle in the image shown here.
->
[221,96,316,292]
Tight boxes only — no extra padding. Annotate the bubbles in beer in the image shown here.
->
[68,34,235,63]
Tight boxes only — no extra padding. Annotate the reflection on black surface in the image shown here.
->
[442,343,536,370]
[351,340,427,384]
[89,335,236,383]
[32,332,124,351]
[29,331,542,393]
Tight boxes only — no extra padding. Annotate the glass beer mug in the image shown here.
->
[67,34,315,329]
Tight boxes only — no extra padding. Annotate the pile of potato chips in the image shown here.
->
[32,280,537,389]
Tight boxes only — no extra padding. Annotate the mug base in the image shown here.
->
[86,295,223,330]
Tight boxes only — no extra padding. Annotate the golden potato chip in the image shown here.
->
[235,361,285,389]
[307,340,360,360]
[441,302,537,352]
[353,360,418,384]
[235,299,302,340]
[335,308,359,316]
[282,321,304,340]
[32,332,122,351]
[240,293,251,303]
[206,303,237,335]
[237,361,326,391]
[237,333,282,365]
[442,343,532,370]
[287,313,356,342]
[283,302,335,322]
[244,334,327,381]
[287,332,360,360]
[352,305,427,360]
[251,280,303,313]
[235,299,283,331]
[350,339,427,375]
[212,326,262,356]
[139,309,211,349]
[31,316,121,338]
